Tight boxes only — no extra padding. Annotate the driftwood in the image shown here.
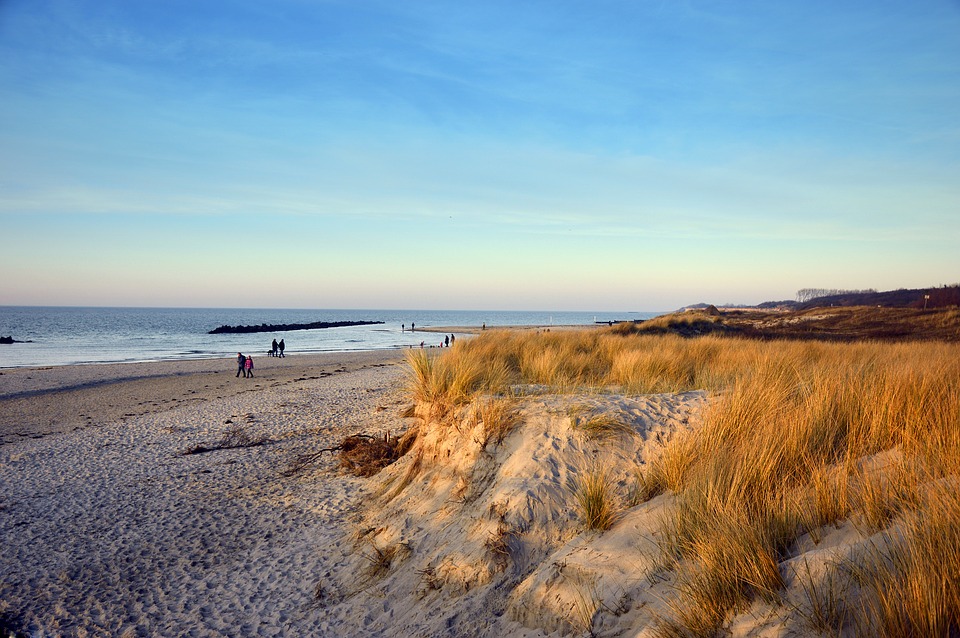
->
[284,431,414,477]
[180,424,270,456]
[282,433,375,476]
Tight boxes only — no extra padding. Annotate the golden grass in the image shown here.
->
[360,539,406,581]
[842,477,960,637]
[403,327,960,635]
[409,328,750,400]
[648,339,960,634]
[404,347,508,421]
[573,463,620,532]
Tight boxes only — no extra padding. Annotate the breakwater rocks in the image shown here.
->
[1,336,30,345]
[208,320,385,335]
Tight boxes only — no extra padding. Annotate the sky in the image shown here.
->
[1,0,958,311]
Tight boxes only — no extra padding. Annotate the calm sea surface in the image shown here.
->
[0,307,663,368]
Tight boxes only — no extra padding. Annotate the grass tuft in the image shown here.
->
[570,408,635,440]
[574,464,620,532]
[475,397,521,447]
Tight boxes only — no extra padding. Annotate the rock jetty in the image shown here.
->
[208,320,384,335]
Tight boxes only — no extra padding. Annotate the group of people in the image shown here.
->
[236,352,254,378]
[236,338,286,379]
[419,334,457,349]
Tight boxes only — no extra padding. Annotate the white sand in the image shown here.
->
[0,351,412,637]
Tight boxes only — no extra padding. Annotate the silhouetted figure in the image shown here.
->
[411,322,415,331]
[271,339,278,357]
[445,335,449,347]
[245,355,254,378]
[236,353,246,377]
[278,339,285,357]
[402,324,405,331]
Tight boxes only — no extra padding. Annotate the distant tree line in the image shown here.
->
[796,288,877,303]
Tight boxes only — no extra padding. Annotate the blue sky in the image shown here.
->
[1,0,958,311]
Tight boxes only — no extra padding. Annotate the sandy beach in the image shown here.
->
[0,351,413,636]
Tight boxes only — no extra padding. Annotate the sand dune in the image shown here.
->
[313,390,708,636]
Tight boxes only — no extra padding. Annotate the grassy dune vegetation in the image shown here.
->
[403,314,960,636]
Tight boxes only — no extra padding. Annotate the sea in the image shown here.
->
[0,307,664,369]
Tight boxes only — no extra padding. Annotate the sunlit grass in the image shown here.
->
[475,397,520,447]
[574,463,620,532]
[649,339,960,635]
[402,326,960,635]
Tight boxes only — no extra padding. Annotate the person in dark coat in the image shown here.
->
[271,339,278,357]
[236,353,246,377]
[278,339,285,357]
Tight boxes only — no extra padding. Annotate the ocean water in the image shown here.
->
[0,307,663,368]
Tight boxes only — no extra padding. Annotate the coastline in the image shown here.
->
[0,306,644,369]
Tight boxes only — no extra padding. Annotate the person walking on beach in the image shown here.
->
[444,335,449,347]
[236,353,246,377]
[271,339,278,357]
[278,339,285,357]
[245,355,254,378]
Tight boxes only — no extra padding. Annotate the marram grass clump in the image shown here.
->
[574,464,620,532]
